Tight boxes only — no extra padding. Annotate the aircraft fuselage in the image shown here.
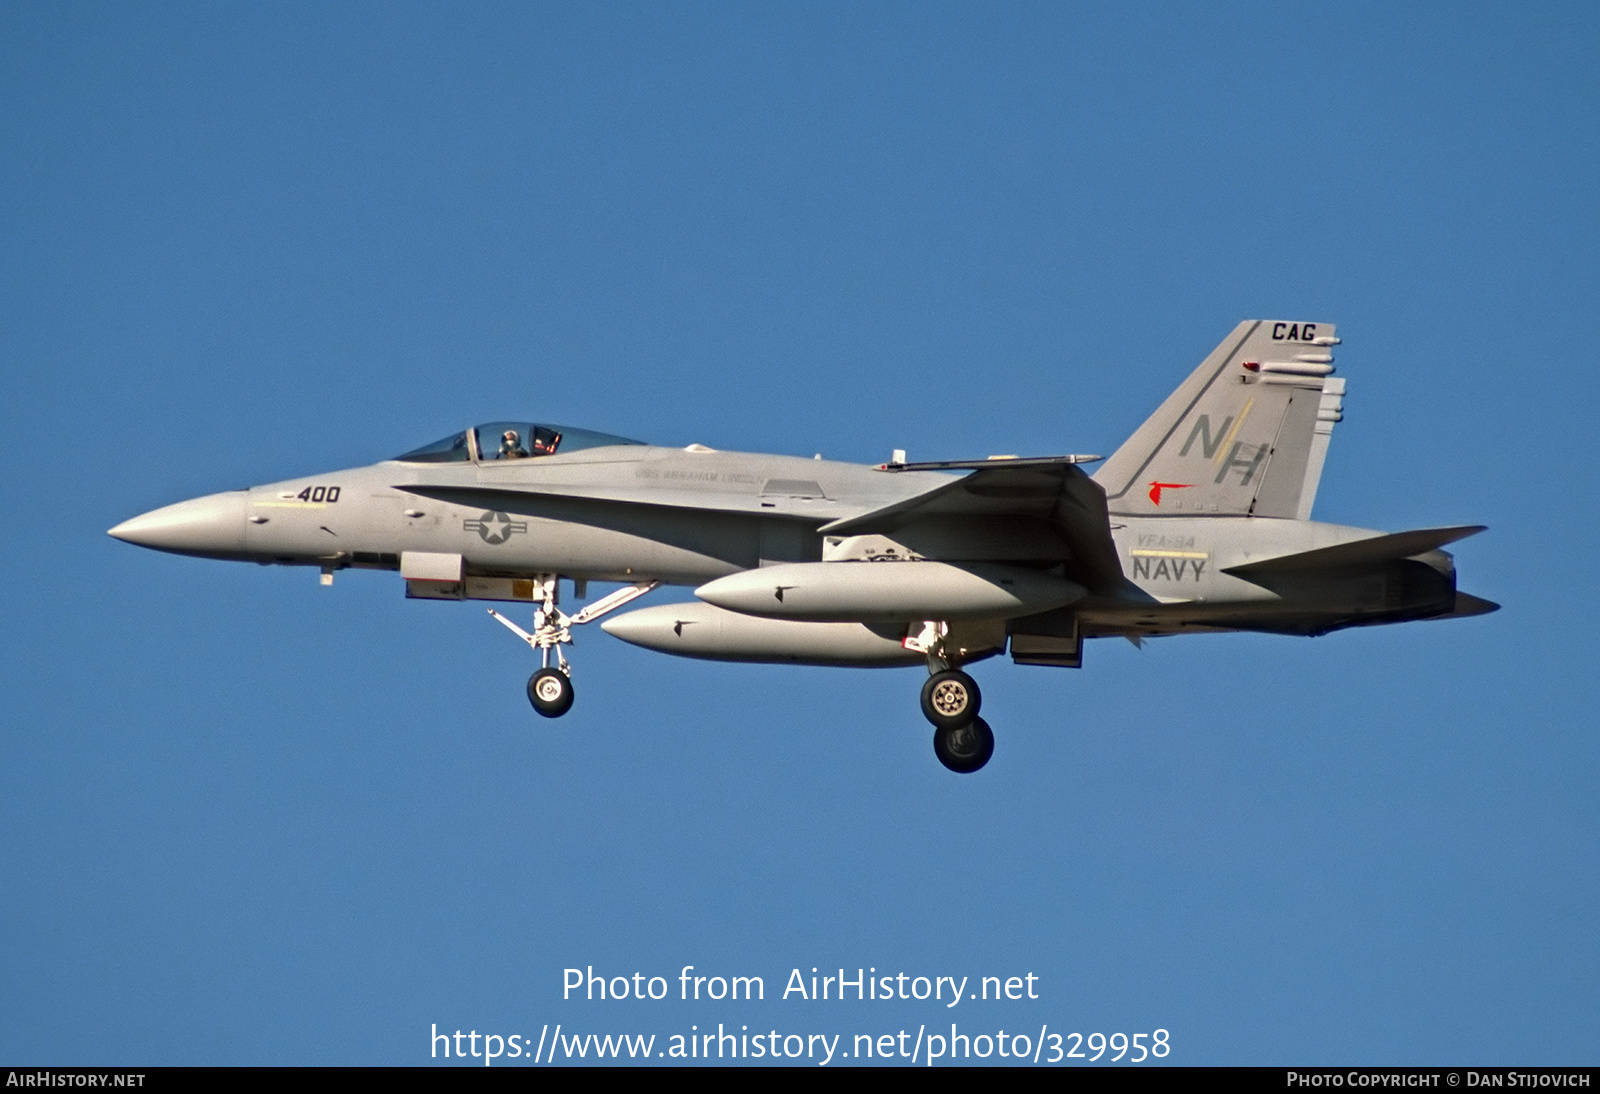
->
[109,320,1495,772]
[113,443,1458,644]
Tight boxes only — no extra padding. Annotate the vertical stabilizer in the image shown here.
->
[1294,376,1345,520]
[1093,320,1339,518]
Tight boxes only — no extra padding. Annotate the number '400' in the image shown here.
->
[297,486,340,503]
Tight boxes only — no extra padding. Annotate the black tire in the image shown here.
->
[527,668,575,718]
[933,717,994,774]
[920,670,981,730]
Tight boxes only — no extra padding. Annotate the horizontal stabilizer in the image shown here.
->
[1223,525,1487,576]
[1448,592,1501,618]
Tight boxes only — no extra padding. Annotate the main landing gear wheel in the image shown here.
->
[920,670,981,730]
[527,668,575,718]
[934,717,994,774]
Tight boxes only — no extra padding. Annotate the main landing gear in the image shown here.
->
[489,577,658,719]
[933,716,994,774]
[906,623,994,773]
[921,669,981,730]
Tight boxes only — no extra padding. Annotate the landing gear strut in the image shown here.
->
[906,621,994,773]
[489,577,658,718]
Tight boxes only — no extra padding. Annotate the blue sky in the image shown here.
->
[2,2,1595,1065]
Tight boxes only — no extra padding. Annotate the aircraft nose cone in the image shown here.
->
[108,491,248,557]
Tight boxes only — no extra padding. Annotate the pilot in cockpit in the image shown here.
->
[499,430,529,459]
[531,427,561,456]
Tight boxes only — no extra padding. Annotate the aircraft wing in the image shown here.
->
[819,459,1127,594]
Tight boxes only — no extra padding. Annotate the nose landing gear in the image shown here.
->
[489,577,658,718]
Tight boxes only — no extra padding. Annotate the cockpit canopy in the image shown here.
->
[394,422,646,463]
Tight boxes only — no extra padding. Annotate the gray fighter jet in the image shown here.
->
[109,320,1495,772]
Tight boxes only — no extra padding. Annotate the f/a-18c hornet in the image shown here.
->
[110,321,1495,772]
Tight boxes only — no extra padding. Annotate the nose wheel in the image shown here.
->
[489,578,658,719]
[527,667,575,718]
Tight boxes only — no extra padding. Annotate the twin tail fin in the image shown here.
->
[1093,320,1345,519]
